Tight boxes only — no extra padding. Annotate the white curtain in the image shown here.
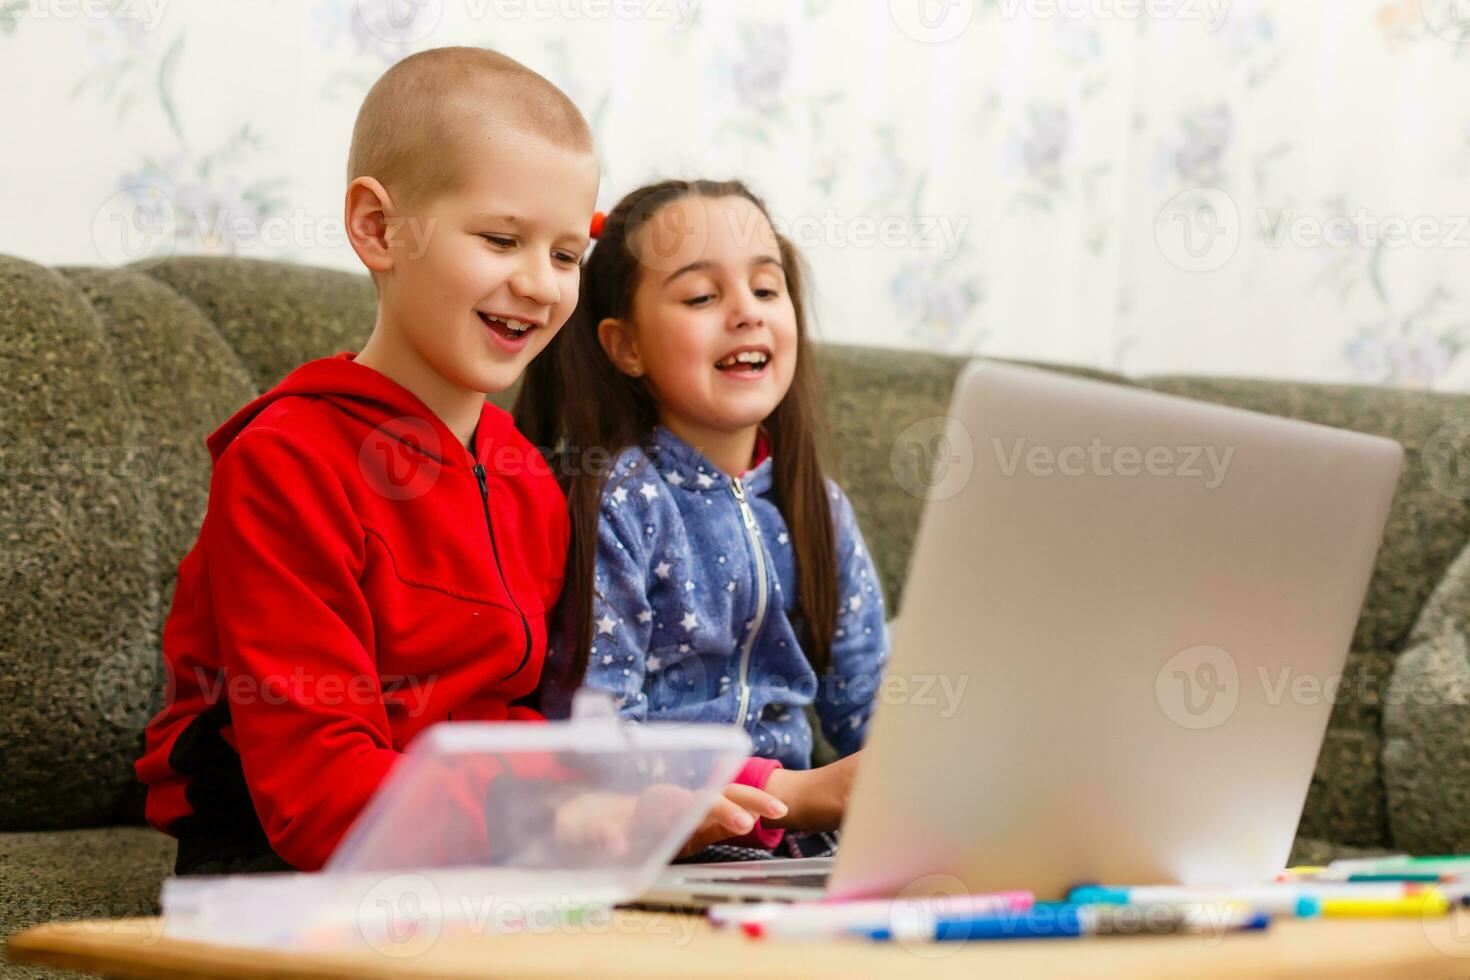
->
[3,0,1468,386]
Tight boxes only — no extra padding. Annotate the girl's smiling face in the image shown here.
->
[599,195,799,450]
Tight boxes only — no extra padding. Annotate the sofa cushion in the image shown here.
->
[137,256,377,391]
[52,267,260,827]
[1383,534,1470,853]
[1141,375,1470,848]
[57,267,258,605]
[0,257,162,832]
[0,827,176,979]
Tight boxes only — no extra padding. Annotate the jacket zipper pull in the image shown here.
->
[473,463,489,498]
[731,477,758,530]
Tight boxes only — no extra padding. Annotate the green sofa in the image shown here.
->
[4,253,1469,974]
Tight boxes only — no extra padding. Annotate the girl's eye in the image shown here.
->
[755,288,780,299]
[480,235,515,248]
[683,294,715,307]
[553,251,580,266]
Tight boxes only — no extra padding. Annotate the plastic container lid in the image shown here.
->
[162,691,752,949]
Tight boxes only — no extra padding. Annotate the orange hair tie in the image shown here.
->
[589,211,606,239]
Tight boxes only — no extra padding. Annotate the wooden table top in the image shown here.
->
[11,909,1470,979]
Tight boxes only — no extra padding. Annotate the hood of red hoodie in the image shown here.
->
[207,352,516,468]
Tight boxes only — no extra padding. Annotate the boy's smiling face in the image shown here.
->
[376,126,599,396]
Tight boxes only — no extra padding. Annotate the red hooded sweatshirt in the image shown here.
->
[137,352,782,871]
[135,352,576,872]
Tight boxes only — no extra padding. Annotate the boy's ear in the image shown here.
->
[597,317,645,378]
[345,177,396,276]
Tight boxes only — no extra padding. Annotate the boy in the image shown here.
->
[136,47,785,874]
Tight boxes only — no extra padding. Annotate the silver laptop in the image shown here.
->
[644,361,1403,906]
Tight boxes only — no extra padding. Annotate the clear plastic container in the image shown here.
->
[162,692,751,948]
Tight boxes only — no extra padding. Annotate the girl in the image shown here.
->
[518,179,889,834]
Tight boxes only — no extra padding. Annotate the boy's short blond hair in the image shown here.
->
[348,46,594,210]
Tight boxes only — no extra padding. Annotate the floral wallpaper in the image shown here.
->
[3,0,1469,388]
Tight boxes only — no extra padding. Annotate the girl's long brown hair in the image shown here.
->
[514,179,838,690]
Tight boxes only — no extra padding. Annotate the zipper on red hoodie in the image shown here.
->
[474,462,533,680]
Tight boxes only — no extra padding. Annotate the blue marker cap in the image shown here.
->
[935,906,1084,941]
[1068,886,1128,904]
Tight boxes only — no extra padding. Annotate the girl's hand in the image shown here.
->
[675,784,788,859]
[762,751,860,832]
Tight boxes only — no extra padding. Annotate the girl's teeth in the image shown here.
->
[484,313,532,333]
[718,351,769,368]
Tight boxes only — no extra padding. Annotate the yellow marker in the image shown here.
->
[1317,892,1450,918]
[1276,866,1327,881]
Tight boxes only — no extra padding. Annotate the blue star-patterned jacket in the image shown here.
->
[541,426,889,769]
